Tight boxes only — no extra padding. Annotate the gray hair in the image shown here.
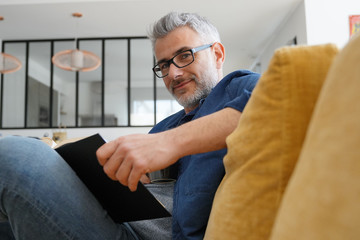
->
[147,12,221,50]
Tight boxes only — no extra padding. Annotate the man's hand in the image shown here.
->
[96,108,242,192]
[96,133,179,191]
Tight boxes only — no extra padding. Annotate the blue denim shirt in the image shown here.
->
[150,70,260,239]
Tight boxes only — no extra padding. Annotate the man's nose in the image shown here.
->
[167,63,183,79]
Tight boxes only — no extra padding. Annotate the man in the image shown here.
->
[0,12,259,240]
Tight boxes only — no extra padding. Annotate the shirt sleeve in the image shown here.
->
[224,73,259,112]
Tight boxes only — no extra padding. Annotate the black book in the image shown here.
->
[55,133,171,223]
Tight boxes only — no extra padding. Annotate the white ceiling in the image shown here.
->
[0,0,303,74]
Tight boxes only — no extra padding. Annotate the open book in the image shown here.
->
[54,133,171,223]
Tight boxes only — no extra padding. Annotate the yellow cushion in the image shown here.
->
[270,34,360,240]
[204,44,338,240]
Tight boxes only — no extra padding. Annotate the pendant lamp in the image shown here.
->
[52,13,101,72]
[0,16,22,74]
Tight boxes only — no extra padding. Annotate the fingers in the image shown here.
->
[114,155,132,188]
[96,139,124,181]
[140,174,151,184]
[127,161,150,192]
[102,155,123,181]
[96,136,147,192]
[115,156,150,192]
[128,171,141,192]
[96,140,123,180]
[96,134,165,192]
[96,140,118,166]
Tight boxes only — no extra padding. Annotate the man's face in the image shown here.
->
[154,26,219,113]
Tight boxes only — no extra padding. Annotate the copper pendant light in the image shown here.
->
[52,13,101,72]
[0,16,22,74]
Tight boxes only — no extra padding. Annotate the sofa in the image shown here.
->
[204,32,360,239]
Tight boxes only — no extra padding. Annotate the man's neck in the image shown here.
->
[184,104,199,114]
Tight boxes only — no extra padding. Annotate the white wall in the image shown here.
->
[305,0,360,48]
[256,0,307,72]
[0,127,152,142]
[256,0,359,73]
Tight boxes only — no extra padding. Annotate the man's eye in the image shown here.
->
[159,63,169,70]
[179,53,191,60]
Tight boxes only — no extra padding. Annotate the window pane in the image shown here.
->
[2,43,26,128]
[104,39,128,126]
[130,39,154,126]
[156,78,182,124]
[78,40,102,126]
[1,37,159,129]
[53,41,77,127]
[0,74,1,126]
[27,42,51,127]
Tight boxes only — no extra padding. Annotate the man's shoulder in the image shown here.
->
[201,70,260,113]
[224,69,260,84]
[214,69,260,94]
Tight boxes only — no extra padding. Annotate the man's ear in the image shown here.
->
[212,42,225,69]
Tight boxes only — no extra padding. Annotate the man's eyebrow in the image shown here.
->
[156,46,191,64]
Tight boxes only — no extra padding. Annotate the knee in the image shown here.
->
[0,135,41,154]
[0,136,52,172]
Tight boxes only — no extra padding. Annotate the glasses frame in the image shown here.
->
[152,43,214,78]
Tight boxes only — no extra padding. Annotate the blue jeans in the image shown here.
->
[0,136,139,240]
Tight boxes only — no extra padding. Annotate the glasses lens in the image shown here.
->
[153,66,163,78]
[153,50,195,78]
[173,50,194,68]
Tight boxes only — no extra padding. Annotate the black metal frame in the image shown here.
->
[0,36,158,129]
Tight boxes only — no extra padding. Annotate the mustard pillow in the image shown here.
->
[204,44,339,240]
[270,34,360,240]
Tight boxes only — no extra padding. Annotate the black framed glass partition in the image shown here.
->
[104,39,128,126]
[78,40,103,127]
[0,37,182,129]
[130,39,154,126]
[1,42,26,128]
[27,42,52,128]
[53,41,77,127]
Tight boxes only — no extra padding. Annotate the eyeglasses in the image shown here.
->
[152,43,214,78]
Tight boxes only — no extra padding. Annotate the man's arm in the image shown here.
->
[168,107,241,156]
[96,107,241,191]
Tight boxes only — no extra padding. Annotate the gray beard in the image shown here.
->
[175,80,212,109]
[173,70,219,110]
